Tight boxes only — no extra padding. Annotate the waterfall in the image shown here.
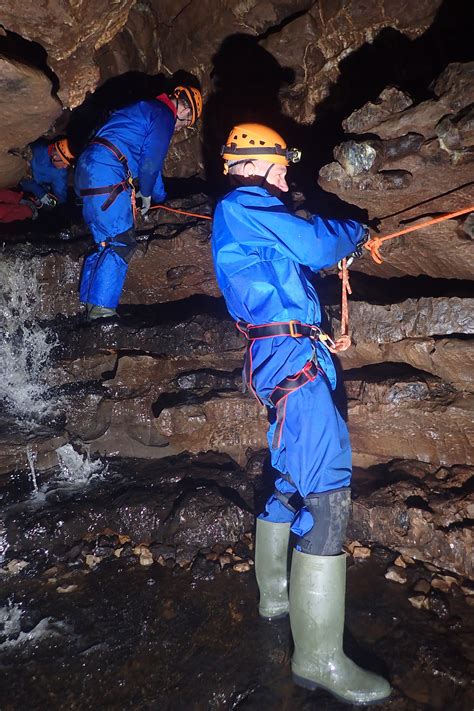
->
[0,257,61,425]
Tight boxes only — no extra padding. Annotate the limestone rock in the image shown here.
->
[319,62,474,278]
[0,0,136,107]
[0,57,61,188]
[349,464,474,578]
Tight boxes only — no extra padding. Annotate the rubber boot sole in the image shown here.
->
[293,673,391,706]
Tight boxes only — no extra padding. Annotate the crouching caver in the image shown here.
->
[75,84,202,320]
[211,123,391,705]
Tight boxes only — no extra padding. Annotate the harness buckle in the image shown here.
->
[308,325,321,340]
[289,320,301,338]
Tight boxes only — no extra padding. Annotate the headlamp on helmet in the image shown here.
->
[221,123,301,171]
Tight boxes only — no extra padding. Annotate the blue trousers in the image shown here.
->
[77,156,135,309]
[259,372,352,538]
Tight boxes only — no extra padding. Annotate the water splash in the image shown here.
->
[0,257,61,424]
[0,598,71,648]
[26,445,38,493]
[0,599,23,643]
[0,520,9,565]
[54,444,108,486]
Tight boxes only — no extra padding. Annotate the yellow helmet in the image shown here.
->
[221,123,301,167]
[173,85,203,126]
[52,138,74,166]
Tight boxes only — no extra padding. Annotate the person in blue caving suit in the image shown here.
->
[75,84,202,320]
[20,137,74,209]
[212,123,391,704]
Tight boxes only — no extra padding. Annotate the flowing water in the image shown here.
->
[0,256,62,426]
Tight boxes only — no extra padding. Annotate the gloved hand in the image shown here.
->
[19,198,39,220]
[338,226,370,269]
[352,225,370,258]
[136,191,151,216]
[39,193,58,208]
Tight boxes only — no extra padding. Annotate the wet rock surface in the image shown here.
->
[0,454,473,710]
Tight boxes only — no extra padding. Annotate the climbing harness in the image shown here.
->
[236,319,330,427]
[269,360,322,448]
[237,319,324,446]
[236,320,336,349]
[364,206,474,264]
[80,137,136,213]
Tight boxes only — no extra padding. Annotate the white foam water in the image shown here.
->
[54,443,108,486]
[0,257,61,424]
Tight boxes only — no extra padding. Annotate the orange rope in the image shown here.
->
[339,258,352,337]
[148,203,212,220]
[365,206,474,264]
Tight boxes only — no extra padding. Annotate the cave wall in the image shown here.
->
[0,1,472,577]
[0,0,446,186]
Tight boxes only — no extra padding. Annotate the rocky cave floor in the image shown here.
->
[0,454,473,711]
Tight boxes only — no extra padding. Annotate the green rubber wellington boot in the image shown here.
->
[255,518,291,619]
[290,550,391,705]
[86,304,118,321]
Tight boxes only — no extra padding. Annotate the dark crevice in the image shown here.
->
[0,26,60,96]
[119,295,230,324]
[256,7,314,42]
[342,362,450,383]
[405,495,433,513]
[151,387,239,419]
[317,272,474,305]
[438,518,474,533]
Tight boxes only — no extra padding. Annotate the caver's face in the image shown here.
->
[175,99,193,131]
[50,147,68,169]
[237,159,289,192]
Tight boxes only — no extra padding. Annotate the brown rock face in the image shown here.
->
[349,461,473,579]
[319,62,474,278]
[0,0,136,107]
[0,56,61,188]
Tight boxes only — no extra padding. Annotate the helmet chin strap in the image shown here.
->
[260,163,274,187]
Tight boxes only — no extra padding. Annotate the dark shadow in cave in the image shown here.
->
[67,69,202,157]
[120,294,230,324]
[315,272,474,306]
[202,33,296,199]
[67,71,170,155]
[0,27,59,95]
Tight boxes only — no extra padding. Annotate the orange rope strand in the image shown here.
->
[148,203,212,220]
[365,206,474,264]
[339,258,352,337]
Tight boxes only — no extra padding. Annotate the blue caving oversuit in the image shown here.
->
[75,96,176,309]
[212,185,365,539]
[20,140,68,204]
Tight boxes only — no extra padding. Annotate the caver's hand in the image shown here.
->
[327,335,351,353]
[136,191,151,216]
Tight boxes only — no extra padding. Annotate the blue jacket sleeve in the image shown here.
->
[19,178,47,199]
[151,172,166,203]
[243,203,365,271]
[49,168,68,204]
[138,107,175,197]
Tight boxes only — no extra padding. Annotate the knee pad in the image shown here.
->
[111,228,137,264]
[297,487,351,556]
